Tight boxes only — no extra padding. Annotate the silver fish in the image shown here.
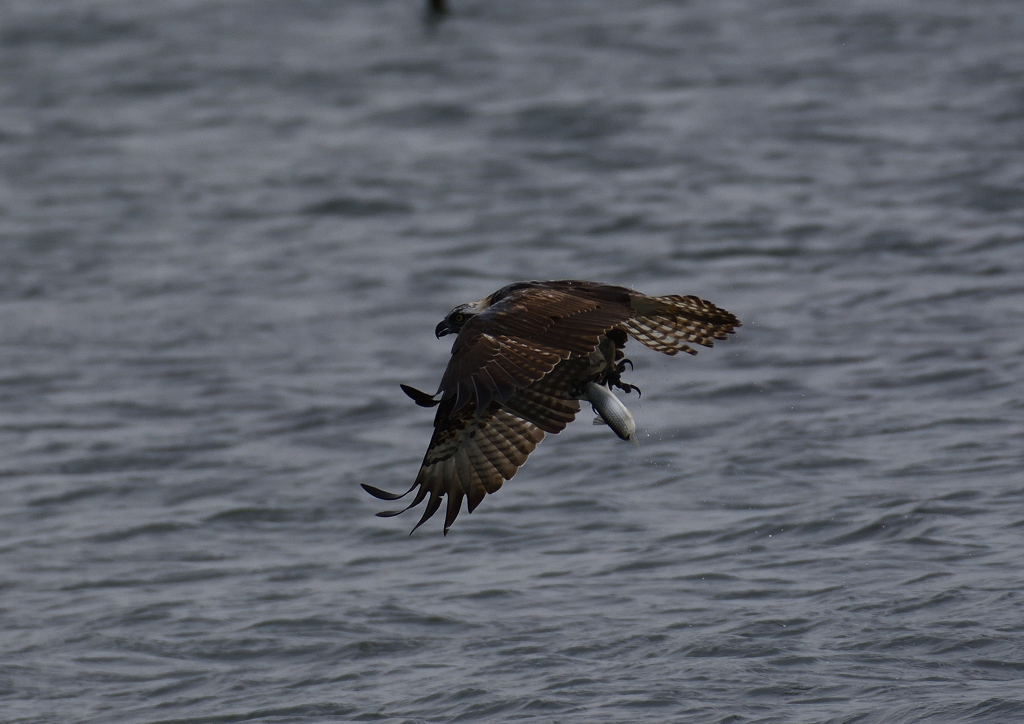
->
[584,381,638,446]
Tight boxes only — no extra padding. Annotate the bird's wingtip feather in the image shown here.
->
[362,483,412,501]
[400,383,441,407]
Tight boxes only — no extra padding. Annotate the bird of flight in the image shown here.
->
[363,280,740,535]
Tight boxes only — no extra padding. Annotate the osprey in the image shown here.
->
[363,280,740,535]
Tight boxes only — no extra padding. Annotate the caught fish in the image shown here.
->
[584,381,638,446]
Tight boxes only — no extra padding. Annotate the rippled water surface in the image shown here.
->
[2,1,1024,722]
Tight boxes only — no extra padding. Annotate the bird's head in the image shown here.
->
[435,300,487,338]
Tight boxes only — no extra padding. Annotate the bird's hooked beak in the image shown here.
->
[435,319,454,338]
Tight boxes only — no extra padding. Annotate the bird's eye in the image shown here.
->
[454,313,464,322]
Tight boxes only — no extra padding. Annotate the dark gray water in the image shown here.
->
[2,1,1023,721]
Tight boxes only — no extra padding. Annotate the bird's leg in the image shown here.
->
[606,358,642,397]
[614,379,642,397]
[600,329,641,396]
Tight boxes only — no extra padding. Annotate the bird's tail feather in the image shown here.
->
[624,294,740,356]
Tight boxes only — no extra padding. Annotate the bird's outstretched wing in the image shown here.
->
[364,356,591,534]
[364,399,543,535]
